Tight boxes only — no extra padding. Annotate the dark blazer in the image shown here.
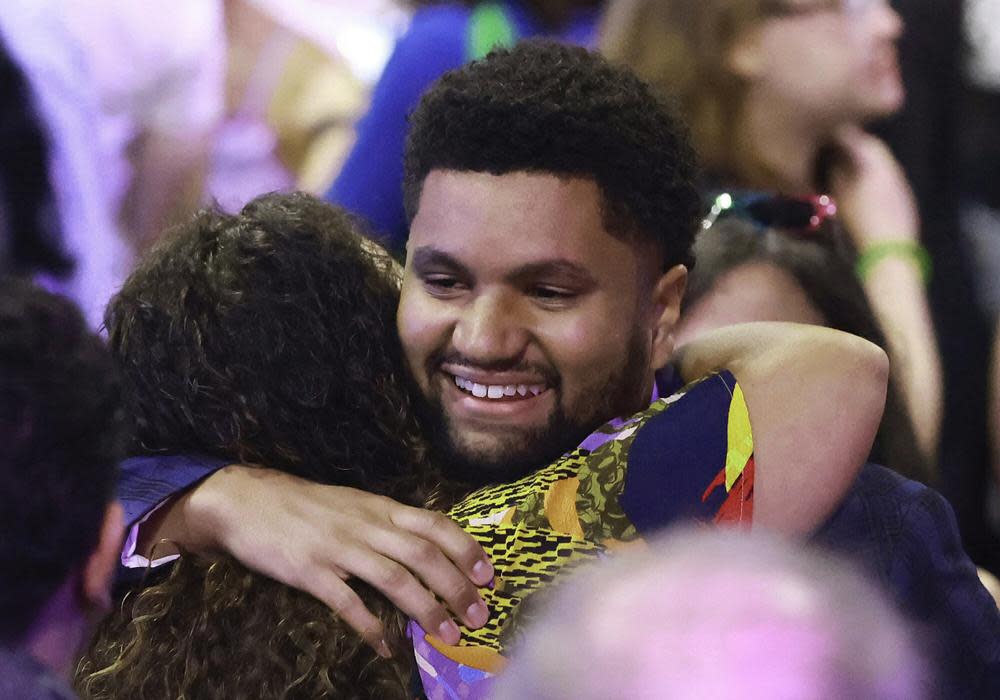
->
[814,463,1000,698]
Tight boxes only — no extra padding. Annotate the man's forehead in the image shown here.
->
[414,169,602,211]
[405,169,663,278]
[405,170,621,268]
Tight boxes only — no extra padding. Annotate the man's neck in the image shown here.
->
[21,578,88,681]
[735,92,835,193]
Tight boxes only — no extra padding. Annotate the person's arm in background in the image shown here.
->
[117,5,224,254]
[120,130,212,254]
[325,6,469,252]
[673,322,889,535]
[829,125,943,470]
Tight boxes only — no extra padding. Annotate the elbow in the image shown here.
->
[860,337,891,409]
[855,335,890,396]
[838,332,890,425]
[842,334,891,467]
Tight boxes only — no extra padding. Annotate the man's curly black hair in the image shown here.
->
[0,279,124,643]
[403,40,701,269]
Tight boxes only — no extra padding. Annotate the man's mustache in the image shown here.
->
[427,351,560,386]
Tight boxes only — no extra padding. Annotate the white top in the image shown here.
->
[62,0,227,211]
[0,0,128,328]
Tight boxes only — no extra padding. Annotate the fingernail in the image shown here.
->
[376,639,393,659]
[472,559,493,585]
[438,619,461,645]
[466,600,489,628]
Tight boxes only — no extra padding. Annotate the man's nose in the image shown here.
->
[451,292,529,364]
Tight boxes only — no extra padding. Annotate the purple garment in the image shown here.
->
[0,647,77,700]
[409,621,496,699]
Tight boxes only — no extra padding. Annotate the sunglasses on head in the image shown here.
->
[700,192,838,234]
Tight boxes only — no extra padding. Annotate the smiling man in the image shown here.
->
[400,173,677,484]
[114,41,996,697]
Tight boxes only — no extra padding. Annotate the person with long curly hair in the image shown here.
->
[76,192,431,698]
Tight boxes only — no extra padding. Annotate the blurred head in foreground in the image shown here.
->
[496,528,926,700]
[0,279,125,684]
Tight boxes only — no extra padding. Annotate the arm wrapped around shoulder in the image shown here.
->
[674,322,889,535]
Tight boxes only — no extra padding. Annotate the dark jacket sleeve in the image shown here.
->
[119,454,227,527]
[889,482,1000,698]
[814,464,1000,698]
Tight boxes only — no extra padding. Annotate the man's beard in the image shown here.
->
[413,331,651,490]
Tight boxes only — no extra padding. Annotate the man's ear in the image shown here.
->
[81,501,125,612]
[649,264,688,371]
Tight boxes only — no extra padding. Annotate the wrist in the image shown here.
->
[856,241,932,285]
[184,464,246,552]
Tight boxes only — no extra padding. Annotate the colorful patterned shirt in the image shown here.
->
[410,370,754,699]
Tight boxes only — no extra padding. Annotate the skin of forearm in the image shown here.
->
[861,256,943,467]
[120,130,210,254]
[673,322,889,535]
[133,466,235,559]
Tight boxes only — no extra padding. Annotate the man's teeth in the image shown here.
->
[453,375,545,399]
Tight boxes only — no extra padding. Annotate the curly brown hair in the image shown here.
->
[76,193,431,698]
[78,557,412,699]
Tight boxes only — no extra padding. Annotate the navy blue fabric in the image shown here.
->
[651,370,999,696]
[324,1,598,252]
[119,453,226,526]
[814,463,1000,698]
[621,371,736,531]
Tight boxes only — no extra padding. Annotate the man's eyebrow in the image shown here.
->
[507,260,597,286]
[410,248,472,277]
[410,248,597,285]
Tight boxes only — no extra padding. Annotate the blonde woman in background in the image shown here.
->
[602,0,943,475]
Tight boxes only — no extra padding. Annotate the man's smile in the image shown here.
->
[439,368,555,423]
[451,374,547,400]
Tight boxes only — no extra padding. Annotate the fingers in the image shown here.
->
[336,541,465,645]
[369,527,490,632]
[389,504,494,586]
[308,573,392,658]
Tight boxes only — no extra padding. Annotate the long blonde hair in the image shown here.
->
[601,0,772,175]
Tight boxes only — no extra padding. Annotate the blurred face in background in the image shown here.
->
[733,0,904,125]
[675,261,826,346]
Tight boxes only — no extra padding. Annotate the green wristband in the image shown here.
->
[855,241,932,285]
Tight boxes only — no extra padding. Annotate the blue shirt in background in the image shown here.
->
[325,1,600,253]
